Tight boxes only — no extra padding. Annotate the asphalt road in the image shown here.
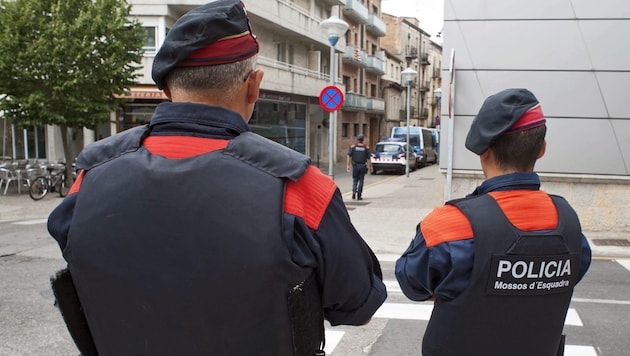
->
[0,163,628,355]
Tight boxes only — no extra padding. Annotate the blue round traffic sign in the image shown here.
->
[319,85,344,112]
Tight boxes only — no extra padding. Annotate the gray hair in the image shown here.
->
[164,55,258,99]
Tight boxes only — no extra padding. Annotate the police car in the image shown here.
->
[370,139,417,174]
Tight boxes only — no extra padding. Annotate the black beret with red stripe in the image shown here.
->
[152,0,259,89]
[465,88,546,155]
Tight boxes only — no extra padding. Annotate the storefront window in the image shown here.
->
[249,100,306,154]
[119,103,158,132]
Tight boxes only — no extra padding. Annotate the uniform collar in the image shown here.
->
[469,172,541,197]
[149,102,250,137]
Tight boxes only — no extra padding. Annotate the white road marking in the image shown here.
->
[617,259,630,272]
[564,308,583,326]
[12,219,48,225]
[323,330,345,354]
[565,345,598,356]
[373,302,434,320]
[384,279,402,294]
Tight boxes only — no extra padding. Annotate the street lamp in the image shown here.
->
[320,15,348,180]
[402,67,417,177]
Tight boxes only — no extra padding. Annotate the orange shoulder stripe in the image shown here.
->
[488,190,558,231]
[67,170,85,195]
[284,166,337,230]
[421,205,474,247]
[143,136,229,159]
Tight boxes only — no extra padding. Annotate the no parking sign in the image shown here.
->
[319,85,344,112]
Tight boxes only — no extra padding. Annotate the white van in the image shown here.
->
[391,127,437,167]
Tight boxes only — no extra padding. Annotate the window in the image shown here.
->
[342,123,348,138]
[143,26,157,51]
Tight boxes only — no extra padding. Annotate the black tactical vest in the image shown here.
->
[351,144,369,164]
[422,194,582,356]
[65,126,323,355]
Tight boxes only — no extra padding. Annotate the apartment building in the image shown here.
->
[125,0,346,165]
[380,14,440,130]
[334,0,386,159]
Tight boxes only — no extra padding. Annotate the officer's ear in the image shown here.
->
[246,70,264,104]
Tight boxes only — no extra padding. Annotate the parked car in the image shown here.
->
[370,141,417,175]
[391,126,438,168]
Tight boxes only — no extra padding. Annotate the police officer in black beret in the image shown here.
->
[396,88,592,356]
[346,134,373,200]
[47,1,386,355]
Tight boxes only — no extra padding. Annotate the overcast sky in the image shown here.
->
[381,0,444,39]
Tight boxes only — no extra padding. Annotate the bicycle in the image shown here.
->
[29,163,70,200]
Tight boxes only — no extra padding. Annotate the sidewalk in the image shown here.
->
[1,163,628,258]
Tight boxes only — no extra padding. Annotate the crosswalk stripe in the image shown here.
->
[565,345,598,356]
[617,259,630,272]
[12,218,48,225]
[383,279,402,294]
[323,330,345,354]
[372,301,583,327]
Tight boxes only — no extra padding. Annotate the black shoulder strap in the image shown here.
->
[224,132,311,181]
[76,125,150,171]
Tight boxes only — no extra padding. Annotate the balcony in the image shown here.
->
[399,106,416,120]
[367,97,385,113]
[343,0,368,24]
[421,53,431,65]
[320,0,345,6]
[405,46,418,58]
[419,108,429,120]
[342,92,368,111]
[257,56,330,97]
[365,52,385,75]
[366,15,386,37]
[244,0,330,47]
[342,46,367,68]
[420,80,431,92]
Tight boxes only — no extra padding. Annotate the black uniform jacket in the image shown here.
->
[48,102,386,356]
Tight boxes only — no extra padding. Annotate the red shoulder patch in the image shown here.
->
[284,166,337,230]
[488,190,558,231]
[421,205,474,247]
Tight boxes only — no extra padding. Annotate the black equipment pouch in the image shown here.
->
[288,274,325,356]
[50,268,98,356]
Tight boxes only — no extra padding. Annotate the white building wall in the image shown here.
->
[441,0,630,233]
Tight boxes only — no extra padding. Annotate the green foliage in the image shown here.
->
[0,0,145,129]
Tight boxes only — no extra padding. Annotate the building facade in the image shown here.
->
[441,0,630,233]
[334,0,386,160]
[380,14,442,131]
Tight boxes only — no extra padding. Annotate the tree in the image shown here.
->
[0,0,145,181]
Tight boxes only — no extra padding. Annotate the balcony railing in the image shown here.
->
[367,15,386,37]
[342,92,368,111]
[405,46,418,58]
[342,46,367,68]
[367,97,385,113]
[365,52,385,74]
[343,0,369,24]
[257,56,330,97]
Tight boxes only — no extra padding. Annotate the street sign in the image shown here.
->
[319,85,344,112]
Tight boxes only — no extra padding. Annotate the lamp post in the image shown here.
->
[402,67,417,177]
[320,15,348,180]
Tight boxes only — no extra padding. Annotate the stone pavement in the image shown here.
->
[1,163,628,258]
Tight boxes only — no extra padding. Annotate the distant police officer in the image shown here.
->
[396,88,592,356]
[346,134,373,200]
[47,1,386,355]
